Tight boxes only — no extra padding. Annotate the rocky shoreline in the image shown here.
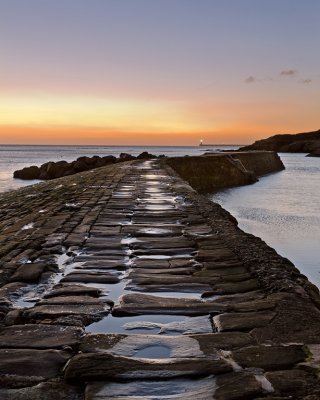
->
[0,158,320,399]
[13,151,159,180]
[240,129,320,157]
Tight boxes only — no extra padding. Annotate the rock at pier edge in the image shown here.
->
[1,153,320,399]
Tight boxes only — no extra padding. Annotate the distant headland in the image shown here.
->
[239,129,320,156]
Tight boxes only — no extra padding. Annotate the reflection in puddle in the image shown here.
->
[86,314,187,334]
[140,291,201,299]
[136,254,193,260]
[144,174,168,179]
[94,376,217,398]
[11,283,50,308]
[142,204,175,210]
[134,345,171,359]
[138,228,174,235]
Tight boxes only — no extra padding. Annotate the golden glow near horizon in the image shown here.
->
[0,92,319,145]
[0,94,225,144]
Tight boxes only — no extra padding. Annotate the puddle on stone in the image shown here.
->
[13,286,40,308]
[139,195,177,202]
[138,228,174,235]
[136,254,193,260]
[89,376,217,398]
[119,185,136,191]
[21,223,34,231]
[121,237,141,245]
[140,291,201,299]
[11,283,51,308]
[142,204,175,211]
[112,193,133,198]
[137,196,176,202]
[144,174,168,180]
[134,345,171,359]
[65,202,81,208]
[143,188,162,193]
[81,279,133,303]
[143,181,169,187]
[86,314,187,335]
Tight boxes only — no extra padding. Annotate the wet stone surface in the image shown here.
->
[0,159,320,399]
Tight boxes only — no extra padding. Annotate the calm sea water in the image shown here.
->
[212,153,320,288]
[0,144,235,193]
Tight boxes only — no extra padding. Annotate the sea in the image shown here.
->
[212,153,320,288]
[0,145,319,288]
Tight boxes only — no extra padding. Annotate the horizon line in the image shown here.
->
[0,143,247,147]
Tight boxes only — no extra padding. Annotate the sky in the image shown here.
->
[0,0,319,145]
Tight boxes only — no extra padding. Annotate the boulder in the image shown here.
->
[72,159,89,172]
[46,161,69,179]
[137,151,157,159]
[102,155,116,164]
[119,153,136,161]
[13,166,40,180]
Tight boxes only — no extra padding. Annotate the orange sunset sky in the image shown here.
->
[1,0,319,146]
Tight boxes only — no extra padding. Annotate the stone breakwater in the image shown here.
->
[165,151,284,192]
[0,159,320,399]
[13,151,158,180]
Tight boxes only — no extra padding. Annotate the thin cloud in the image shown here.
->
[280,69,297,76]
[244,76,256,83]
[244,70,314,85]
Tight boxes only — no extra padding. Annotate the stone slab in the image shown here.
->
[113,293,223,316]
[233,345,306,370]
[0,349,70,388]
[65,352,232,381]
[0,324,83,349]
[214,311,276,332]
[215,372,263,400]
[61,272,120,284]
[0,383,83,400]
[43,283,101,298]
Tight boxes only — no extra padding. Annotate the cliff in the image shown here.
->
[240,129,320,154]
[165,151,284,193]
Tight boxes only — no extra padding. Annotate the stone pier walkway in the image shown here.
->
[1,160,320,399]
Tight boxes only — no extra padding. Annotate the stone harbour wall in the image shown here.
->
[0,158,319,400]
[229,151,285,177]
[165,151,284,192]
